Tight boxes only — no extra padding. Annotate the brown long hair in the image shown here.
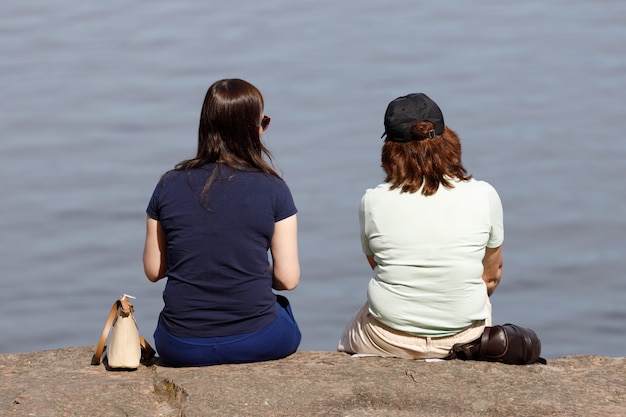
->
[173,79,281,200]
[177,78,278,174]
[382,122,472,196]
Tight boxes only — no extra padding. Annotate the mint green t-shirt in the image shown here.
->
[360,179,504,337]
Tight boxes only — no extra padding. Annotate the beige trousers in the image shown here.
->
[338,299,492,360]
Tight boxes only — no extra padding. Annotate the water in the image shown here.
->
[1,0,625,359]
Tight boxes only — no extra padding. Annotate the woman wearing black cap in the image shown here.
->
[338,93,504,359]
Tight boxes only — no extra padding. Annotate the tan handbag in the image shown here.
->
[92,294,155,370]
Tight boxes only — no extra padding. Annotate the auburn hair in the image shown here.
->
[381,122,472,196]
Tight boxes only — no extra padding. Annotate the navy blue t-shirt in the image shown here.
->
[146,164,297,338]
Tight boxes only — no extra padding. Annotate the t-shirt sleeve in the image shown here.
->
[486,183,504,248]
[274,180,298,222]
[146,180,163,220]
[359,192,374,256]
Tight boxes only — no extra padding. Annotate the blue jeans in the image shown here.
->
[154,295,301,367]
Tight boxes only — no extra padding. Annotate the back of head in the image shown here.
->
[382,93,445,143]
[380,93,470,195]
[197,78,265,166]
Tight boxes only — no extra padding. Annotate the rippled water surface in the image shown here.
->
[1,0,625,359]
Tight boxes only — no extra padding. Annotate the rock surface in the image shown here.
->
[1,347,624,416]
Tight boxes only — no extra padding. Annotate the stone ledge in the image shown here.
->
[1,347,624,416]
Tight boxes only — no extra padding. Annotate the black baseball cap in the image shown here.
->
[381,93,445,142]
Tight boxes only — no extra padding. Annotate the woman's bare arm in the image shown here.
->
[143,216,167,282]
[270,215,300,291]
[482,246,503,296]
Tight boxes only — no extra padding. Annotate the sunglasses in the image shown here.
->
[261,115,271,131]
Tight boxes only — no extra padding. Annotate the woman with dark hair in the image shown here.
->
[143,79,301,366]
[338,93,504,359]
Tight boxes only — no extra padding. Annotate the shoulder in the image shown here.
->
[155,168,202,190]
[461,179,503,212]
[363,183,392,197]
[238,170,288,189]
[362,183,387,202]
[361,184,397,211]
[152,170,182,193]
[237,172,294,205]
[457,178,500,196]
[159,168,185,183]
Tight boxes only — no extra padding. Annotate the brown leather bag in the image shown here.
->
[449,324,546,365]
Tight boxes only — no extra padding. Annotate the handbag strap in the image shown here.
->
[140,336,156,361]
[92,298,124,365]
[477,325,493,359]
[511,324,532,362]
